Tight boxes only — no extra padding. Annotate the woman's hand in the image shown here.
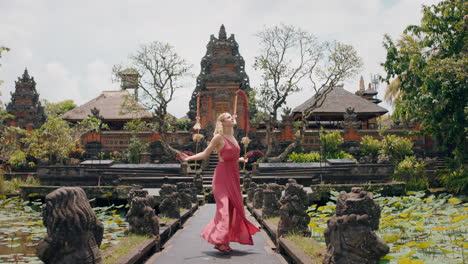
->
[178,152,190,162]
[239,157,248,163]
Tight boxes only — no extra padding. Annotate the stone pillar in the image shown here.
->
[323,187,389,264]
[277,179,309,237]
[36,187,104,264]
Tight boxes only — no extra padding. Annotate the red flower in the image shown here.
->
[246,150,264,158]
[176,150,195,160]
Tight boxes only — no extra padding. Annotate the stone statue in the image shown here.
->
[323,187,389,264]
[262,183,283,218]
[36,187,104,264]
[176,182,193,209]
[253,183,265,209]
[247,182,257,203]
[242,171,252,193]
[193,172,204,194]
[159,192,180,218]
[126,196,159,237]
[277,179,309,237]
[343,107,360,131]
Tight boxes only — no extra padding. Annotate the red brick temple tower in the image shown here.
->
[188,25,254,136]
[6,69,46,130]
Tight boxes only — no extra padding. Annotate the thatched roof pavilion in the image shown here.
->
[292,84,387,129]
[62,90,153,129]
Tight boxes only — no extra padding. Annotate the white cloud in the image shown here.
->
[40,62,81,103]
[0,0,442,117]
[83,60,115,102]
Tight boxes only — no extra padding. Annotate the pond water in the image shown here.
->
[308,191,468,264]
[0,196,127,263]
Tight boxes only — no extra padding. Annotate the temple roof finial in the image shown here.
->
[219,24,227,40]
[359,76,365,91]
[22,68,30,80]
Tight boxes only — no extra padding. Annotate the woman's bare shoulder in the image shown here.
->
[211,134,224,143]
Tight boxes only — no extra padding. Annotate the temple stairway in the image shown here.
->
[201,153,219,186]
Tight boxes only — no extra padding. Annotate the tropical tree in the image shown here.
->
[0,46,12,125]
[0,46,13,165]
[253,24,363,162]
[43,99,77,117]
[0,46,10,88]
[26,115,108,164]
[381,0,467,165]
[113,41,192,157]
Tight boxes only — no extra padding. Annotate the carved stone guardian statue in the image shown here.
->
[36,187,104,264]
[323,187,389,264]
[277,179,309,237]
[262,183,283,218]
[247,182,257,204]
[126,195,159,236]
[253,183,266,209]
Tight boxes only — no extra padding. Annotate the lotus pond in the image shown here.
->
[308,191,468,264]
[0,196,128,264]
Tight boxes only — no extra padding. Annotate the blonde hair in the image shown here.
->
[213,112,231,136]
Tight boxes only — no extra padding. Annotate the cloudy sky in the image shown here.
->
[1,0,440,118]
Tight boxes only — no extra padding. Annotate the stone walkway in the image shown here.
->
[146,204,287,264]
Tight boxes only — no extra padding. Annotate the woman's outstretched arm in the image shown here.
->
[180,134,223,162]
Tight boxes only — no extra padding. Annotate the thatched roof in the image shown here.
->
[62,90,153,121]
[292,85,388,115]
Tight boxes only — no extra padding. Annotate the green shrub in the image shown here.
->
[324,151,355,160]
[320,130,344,155]
[288,151,354,162]
[0,173,6,195]
[394,156,428,191]
[288,152,321,162]
[379,134,414,162]
[24,175,40,186]
[127,135,147,164]
[439,167,467,194]
[360,135,382,157]
[8,150,27,169]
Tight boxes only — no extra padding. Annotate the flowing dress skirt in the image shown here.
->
[200,160,260,245]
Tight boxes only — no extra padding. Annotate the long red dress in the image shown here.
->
[200,135,261,245]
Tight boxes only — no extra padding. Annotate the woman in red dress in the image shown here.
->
[179,112,260,253]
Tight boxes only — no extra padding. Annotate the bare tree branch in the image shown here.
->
[113,41,192,155]
[253,24,363,162]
